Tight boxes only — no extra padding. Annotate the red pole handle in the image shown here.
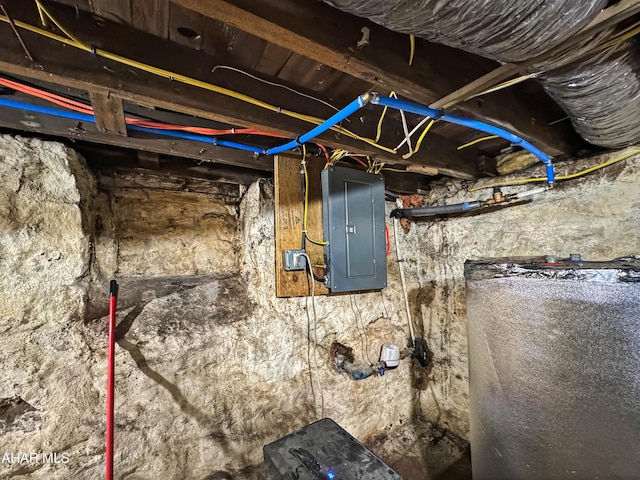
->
[106,280,118,480]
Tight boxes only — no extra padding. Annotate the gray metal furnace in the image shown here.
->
[465,256,640,480]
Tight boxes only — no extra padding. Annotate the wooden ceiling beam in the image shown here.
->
[0,1,478,179]
[0,97,437,194]
[172,0,581,157]
[0,99,268,171]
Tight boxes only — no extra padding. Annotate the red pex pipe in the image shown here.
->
[106,280,118,480]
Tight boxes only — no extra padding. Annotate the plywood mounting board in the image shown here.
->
[274,154,329,298]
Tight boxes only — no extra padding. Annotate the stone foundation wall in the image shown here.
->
[0,136,423,479]
[397,149,640,438]
[2,133,637,478]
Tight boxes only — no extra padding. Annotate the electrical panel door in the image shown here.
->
[321,166,387,293]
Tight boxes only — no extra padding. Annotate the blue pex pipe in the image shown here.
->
[265,94,371,155]
[371,94,555,183]
[0,94,555,184]
[0,97,265,154]
[0,95,370,157]
[0,97,96,122]
[127,125,264,154]
[371,95,551,162]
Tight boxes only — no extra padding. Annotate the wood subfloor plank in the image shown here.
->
[131,0,169,38]
[91,0,132,23]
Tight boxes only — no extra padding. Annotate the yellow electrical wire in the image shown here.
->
[588,22,640,56]
[325,148,346,169]
[367,158,375,173]
[458,135,499,150]
[612,18,640,39]
[466,74,537,100]
[301,145,327,246]
[368,158,385,174]
[409,35,415,66]
[35,2,47,27]
[468,148,640,192]
[375,91,398,144]
[5,3,397,154]
[402,119,435,159]
[375,105,389,143]
[35,0,82,44]
[0,10,86,49]
[413,119,435,152]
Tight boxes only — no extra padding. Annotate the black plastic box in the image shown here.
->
[263,418,403,479]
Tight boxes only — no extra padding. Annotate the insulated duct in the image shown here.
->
[324,0,640,148]
[539,39,640,147]
[324,0,606,62]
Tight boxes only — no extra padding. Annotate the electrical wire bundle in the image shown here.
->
[0,1,560,166]
[0,75,290,140]
[3,1,493,159]
[4,0,636,184]
[0,0,398,154]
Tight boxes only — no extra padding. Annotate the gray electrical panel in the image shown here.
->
[321,166,387,293]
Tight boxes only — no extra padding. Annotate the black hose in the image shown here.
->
[390,200,481,219]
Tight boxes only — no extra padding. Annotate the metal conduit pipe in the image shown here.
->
[323,0,640,148]
[390,186,549,220]
[391,201,481,220]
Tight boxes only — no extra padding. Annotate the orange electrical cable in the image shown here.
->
[318,143,330,164]
[0,77,93,112]
[0,76,290,139]
[349,155,369,169]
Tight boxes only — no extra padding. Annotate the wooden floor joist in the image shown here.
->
[0,2,479,179]
[90,91,128,136]
[173,0,582,157]
[0,101,268,170]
